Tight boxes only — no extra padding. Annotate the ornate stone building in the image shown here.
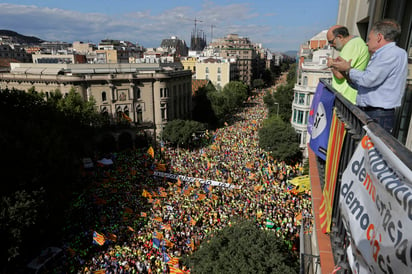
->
[0,63,193,139]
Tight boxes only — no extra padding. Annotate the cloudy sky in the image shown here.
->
[1,0,338,52]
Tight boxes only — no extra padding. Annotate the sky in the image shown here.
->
[1,0,339,53]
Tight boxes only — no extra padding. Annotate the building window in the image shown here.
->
[293,109,297,122]
[102,91,107,102]
[298,93,305,105]
[405,14,412,58]
[217,75,221,81]
[217,67,221,73]
[136,105,143,123]
[306,94,311,105]
[116,106,122,120]
[297,110,304,124]
[303,76,308,86]
[161,103,167,121]
[294,92,298,104]
[205,67,209,73]
[296,130,302,145]
[124,106,129,117]
[160,88,164,97]
[136,88,141,99]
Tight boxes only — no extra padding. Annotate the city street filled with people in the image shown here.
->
[65,82,311,273]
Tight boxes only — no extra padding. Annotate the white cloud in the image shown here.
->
[0,2,333,51]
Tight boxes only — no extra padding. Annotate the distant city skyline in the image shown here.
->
[1,0,338,52]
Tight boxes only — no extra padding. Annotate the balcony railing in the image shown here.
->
[309,79,412,273]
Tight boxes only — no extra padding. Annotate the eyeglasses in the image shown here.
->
[328,36,336,44]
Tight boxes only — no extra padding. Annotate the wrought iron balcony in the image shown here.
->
[307,79,412,273]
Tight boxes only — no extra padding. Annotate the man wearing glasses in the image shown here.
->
[326,25,370,104]
[329,19,408,134]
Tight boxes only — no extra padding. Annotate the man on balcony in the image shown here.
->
[330,19,408,134]
[327,25,370,104]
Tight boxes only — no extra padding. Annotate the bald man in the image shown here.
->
[326,25,369,104]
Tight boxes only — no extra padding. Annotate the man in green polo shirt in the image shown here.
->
[327,25,369,104]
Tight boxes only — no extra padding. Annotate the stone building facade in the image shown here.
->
[0,63,193,139]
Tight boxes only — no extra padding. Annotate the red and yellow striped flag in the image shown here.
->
[167,257,180,267]
[93,231,106,246]
[154,216,163,222]
[319,109,346,233]
[122,112,132,122]
[147,146,154,158]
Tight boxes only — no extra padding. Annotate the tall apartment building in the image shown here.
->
[195,57,238,89]
[180,57,197,76]
[71,41,97,54]
[0,44,32,63]
[211,34,259,86]
[0,63,192,139]
[291,30,334,157]
[96,40,144,64]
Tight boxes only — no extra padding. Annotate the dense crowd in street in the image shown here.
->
[62,82,311,274]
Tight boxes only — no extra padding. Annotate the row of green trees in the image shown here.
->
[162,64,302,162]
[162,81,249,147]
[258,63,302,164]
[182,220,299,273]
[0,87,101,266]
[178,64,301,273]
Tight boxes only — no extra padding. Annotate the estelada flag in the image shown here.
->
[93,231,106,246]
[147,146,155,158]
[153,231,163,240]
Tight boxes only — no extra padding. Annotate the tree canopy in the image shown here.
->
[192,84,219,128]
[258,115,302,164]
[182,220,299,274]
[207,81,249,125]
[0,88,101,264]
[161,119,207,148]
[264,64,297,122]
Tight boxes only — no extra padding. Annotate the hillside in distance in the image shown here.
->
[0,30,44,44]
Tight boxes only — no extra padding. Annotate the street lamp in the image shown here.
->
[274,102,279,116]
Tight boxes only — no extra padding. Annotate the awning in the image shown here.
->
[11,67,29,74]
[42,67,64,75]
[26,67,45,74]
[71,68,95,74]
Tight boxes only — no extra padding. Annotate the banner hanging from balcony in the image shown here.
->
[319,109,346,233]
[308,82,335,161]
[339,126,412,274]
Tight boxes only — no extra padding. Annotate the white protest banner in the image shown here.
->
[153,171,241,189]
[339,126,412,274]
